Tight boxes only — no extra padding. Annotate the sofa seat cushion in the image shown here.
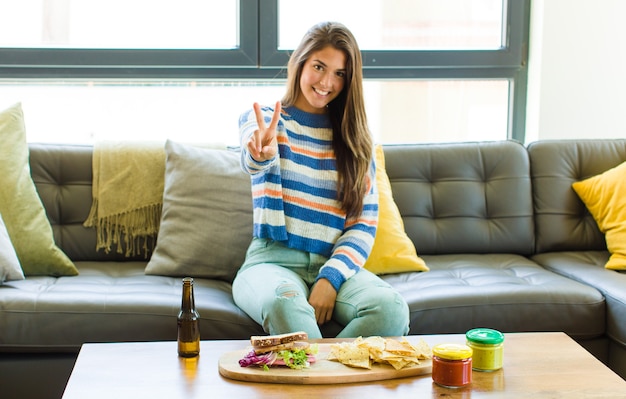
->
[532,251,626,347]
[0,261,263,350]
[381,254,606,339]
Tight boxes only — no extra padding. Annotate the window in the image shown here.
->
[0,0,238,49]
[278,0,505,50]
[0,0,529,145]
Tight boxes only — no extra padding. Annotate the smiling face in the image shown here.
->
[294,45,347,114]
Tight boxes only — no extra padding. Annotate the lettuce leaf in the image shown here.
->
[239,344,318,371]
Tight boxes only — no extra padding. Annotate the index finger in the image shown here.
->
[253,102,266,131]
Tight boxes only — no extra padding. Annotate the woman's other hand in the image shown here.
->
[247,101,281,162]
[308,278,337,326]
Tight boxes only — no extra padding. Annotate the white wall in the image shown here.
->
[526,0,626,143]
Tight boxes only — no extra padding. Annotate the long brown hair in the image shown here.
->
[282,21,373,218]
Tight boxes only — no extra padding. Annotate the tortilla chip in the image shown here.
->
[410,338,433,359]
[329,343,371,369]
[387,358,413,370]
[361,336,386,351]
[384,339,415,355]
[328,337,432,370]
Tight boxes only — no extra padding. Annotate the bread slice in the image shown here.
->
[252,340,310,355]
[250,331,308,348]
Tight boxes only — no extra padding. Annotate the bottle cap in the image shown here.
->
[466,328,504,345]
[432,343,473,360]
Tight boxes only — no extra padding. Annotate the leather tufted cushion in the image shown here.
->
[528,139,626,253]
[28,143,149,262]
[382,141,534,255]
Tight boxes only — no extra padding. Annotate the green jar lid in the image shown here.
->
[466,328,504,345]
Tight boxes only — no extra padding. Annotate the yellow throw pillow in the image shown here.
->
[572,161,626,270]
[364,145,429,274]
[0,103,78,276]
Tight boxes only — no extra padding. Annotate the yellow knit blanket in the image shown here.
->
[83,141,165,257]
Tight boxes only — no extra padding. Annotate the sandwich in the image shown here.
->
[238,331,317,370]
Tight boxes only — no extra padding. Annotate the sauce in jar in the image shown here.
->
[431,343,473,388]
[466,328,504,372]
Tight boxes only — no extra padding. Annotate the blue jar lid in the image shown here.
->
[466,328,504,345]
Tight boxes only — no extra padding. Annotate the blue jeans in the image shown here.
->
[232,238,410,338]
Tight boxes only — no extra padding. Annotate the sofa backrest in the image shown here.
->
[528,139,626,253]
[33,139,623,262]
[29,143,147,261]
[383,140,535,256]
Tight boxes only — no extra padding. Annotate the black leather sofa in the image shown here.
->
[1,139,625,398]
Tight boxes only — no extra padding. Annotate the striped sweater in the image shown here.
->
[238,105,378,291]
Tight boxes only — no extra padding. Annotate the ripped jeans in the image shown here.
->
[232,238,410,338]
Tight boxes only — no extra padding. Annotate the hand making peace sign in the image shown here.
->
[247,101,282,162]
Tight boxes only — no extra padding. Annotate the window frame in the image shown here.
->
[0,0,530,141]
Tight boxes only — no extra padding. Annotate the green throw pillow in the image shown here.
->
[0,103,78,276]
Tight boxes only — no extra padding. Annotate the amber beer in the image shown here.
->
[177,277,200,357]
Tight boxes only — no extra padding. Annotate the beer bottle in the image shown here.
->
[177,277,200,357]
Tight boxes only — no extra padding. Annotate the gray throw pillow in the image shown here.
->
[145,140,253,282]
[0,212,24,283]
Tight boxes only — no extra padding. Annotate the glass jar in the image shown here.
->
[466,328,504,372]
[431,343,473,388]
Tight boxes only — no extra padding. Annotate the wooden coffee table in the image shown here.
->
[61,332,626,398]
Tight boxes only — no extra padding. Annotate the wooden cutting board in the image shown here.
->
[218,343,432,384]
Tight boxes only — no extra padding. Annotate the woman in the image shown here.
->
[233,21,409,339]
